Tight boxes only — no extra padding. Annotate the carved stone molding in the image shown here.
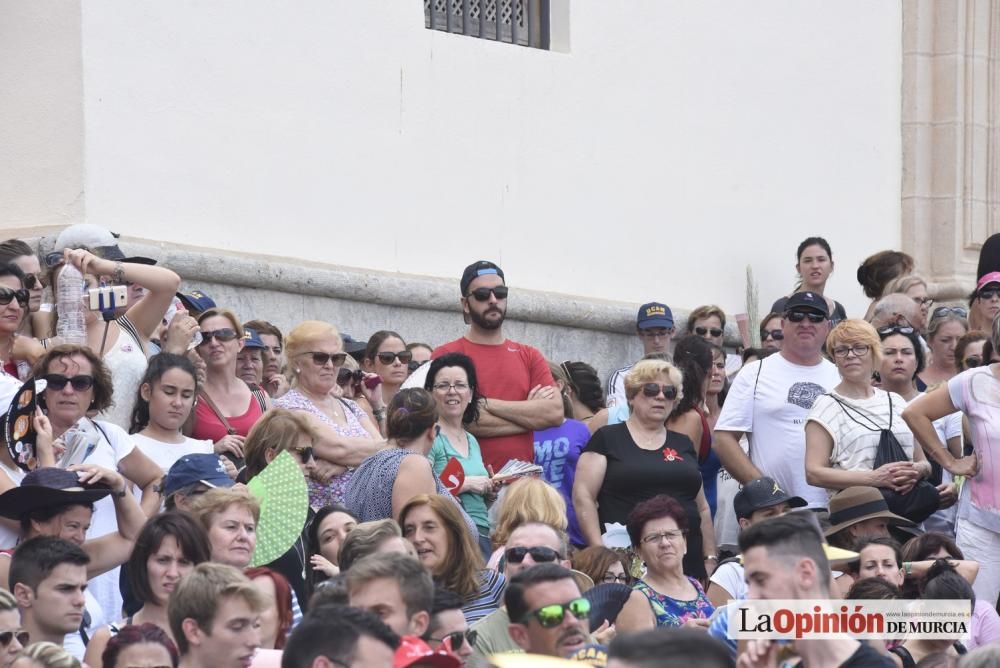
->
[902,0,1000,300]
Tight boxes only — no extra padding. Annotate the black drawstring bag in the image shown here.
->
[830,393,940,524]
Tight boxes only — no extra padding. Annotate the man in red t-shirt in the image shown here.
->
[433,261,563,472]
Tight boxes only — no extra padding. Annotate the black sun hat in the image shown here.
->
[0,467,112,520]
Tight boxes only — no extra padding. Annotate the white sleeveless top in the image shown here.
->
[0,460,24,549]
[97,316,148,430]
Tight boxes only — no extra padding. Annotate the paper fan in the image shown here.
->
[4,378,43,472]
[247,450,309,567]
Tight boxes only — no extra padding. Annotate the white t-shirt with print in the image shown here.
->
[715,354,840,509]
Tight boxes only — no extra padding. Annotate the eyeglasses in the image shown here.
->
[432,382,470,393]
[43,374,95,392]
[0,288,29,307]
[0,631,28,647]
[601,573,631,585]
[427,629,478,651]
[912,296,934,307]
[977,288,1000,301]
[300,352,348,366]
[932,306,969,319]
[522,597,591,628]
[337,368,364,386]
[761,329,784,341]
[832,345,870,359]
[290,445,315,464]
[376,351,413,365]
[963,356,983,368]
[638,328,673,339]
[641,383,678,400]
[785,311,826,324]
[694,326,724,338]
[878,325,915,336]
[467,286,509,302]
[505,546,562,564]
[198,328,239,345]
[640,530,687,545]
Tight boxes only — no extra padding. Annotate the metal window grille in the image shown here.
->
[424,0,549,49]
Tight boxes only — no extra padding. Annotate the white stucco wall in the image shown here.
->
[78,1,901,318]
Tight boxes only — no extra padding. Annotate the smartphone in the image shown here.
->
[363,375,383,390]
[87,285,128,311]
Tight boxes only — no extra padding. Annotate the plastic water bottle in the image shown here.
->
[56,264,87,345]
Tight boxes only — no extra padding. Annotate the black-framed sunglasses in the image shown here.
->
[337,368,364,386]
[785,310,826,324]
[521,597,591,628]
[0,288,29,308]
[21,274,43,290]
[761,329,784,341]
[290,445,315,464]
[641,383,678,400]
[427,629,478,651]
[694,326,723,338]
[43,374,95,392]
[300,351,347,366]
[43,251,65,269]
[963,356,983,368]
[505,546,561,564]
[407,360,422,372]
[467,286,509,302]
[0,631,28,647]
[198,328,239,345]
[878,325,915,336]
[977,287,1000,301]
[931,306,969,319]
[376,351,413,365]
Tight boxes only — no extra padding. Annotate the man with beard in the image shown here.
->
[433,261,562,472]
[505,564,590,659]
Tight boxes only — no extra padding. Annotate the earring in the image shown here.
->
[295,368,301,374]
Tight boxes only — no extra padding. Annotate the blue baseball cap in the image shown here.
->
[176,289,216,315]
[242,327,266,350]
[162,454,234,498]
[636,302,674,329]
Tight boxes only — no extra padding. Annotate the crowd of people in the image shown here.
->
[0,225,995,667]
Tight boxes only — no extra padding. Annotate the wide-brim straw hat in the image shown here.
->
[824,486,913,537]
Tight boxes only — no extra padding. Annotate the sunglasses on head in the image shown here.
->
[0,288,29,308]
[641,383,678,400]
[337,368,364,386]
[376,351,413,365]
[761,329,784,341]
[931,306,969,319]
[694,326,723,338]
[878,325,915,336]
[467,286,509,302]
[0,631,28,647]
[428,629,478,651]
[301,352,347,366]
[522,597,591,628]
[198,328,239,345]
[43,374,95,392]
[505,546,561,564]
[785,310,826,324]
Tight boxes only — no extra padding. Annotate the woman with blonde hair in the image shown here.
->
[191,308,271,460]
[188,487,261,569]
[489,477,567,563]
[400,494,504,623]
[336,519,414,573]
[11,643,79,668]
[805,320,935,520]
[0,589,27,668]
[274,320,384,507]
[885,274,933,332]
[918,306,969,389]
[574,359,716,579]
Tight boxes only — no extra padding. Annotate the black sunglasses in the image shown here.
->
[22,274,42,290]
[505,546,561,564]
[427,629,478,651]
[0,631,28,647]
[641,383,678,400]
[963,356,983,368]
[301,351,347,366]
[43,374,95,392]
[337,368,364,386]
[694,326,723,338]
[977,287,1000,301]
[0,288,29,308]
[291,446,315,464]
[761,329,784,341]
[198,328,240,345]
[43,251,65,268]
[376,351,413,365]
[785,311,826,324]
[467,286,509,302]
[407,360,422,372]
[878,325,915,336]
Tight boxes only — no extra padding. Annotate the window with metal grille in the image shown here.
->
[424,0,550,49]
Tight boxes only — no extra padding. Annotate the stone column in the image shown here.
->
[902,0,1000,300]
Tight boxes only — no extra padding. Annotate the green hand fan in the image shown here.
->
[247,450,309,567]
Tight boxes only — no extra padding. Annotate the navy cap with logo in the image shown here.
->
[782,291,830,318]
[636,302,674,329]
[733,477,808,520]
[460,261,505,296]
[176,290,216,315]
[162,454,234,498]
[242,327,266,350]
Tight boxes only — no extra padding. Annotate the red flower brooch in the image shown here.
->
[663,448,683,462]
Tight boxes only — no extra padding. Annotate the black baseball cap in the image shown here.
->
[460,261,504,296]
[733,477,807,520]
[782,291,830,318]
